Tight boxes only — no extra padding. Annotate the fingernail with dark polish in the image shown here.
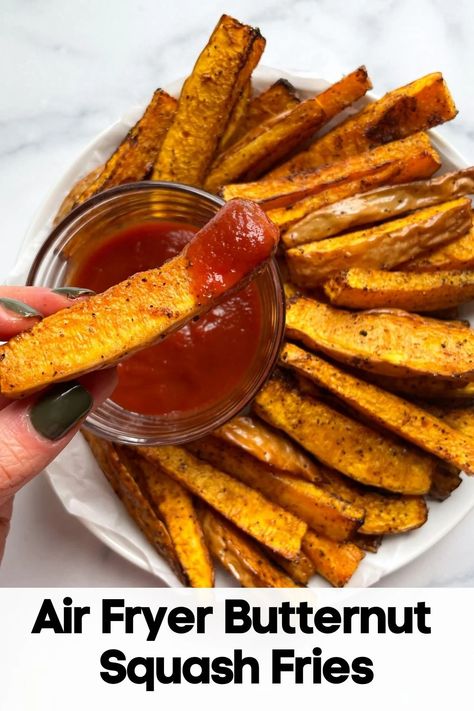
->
[52,287,96,299]
[30,381,93,441]
[0,297,42,318]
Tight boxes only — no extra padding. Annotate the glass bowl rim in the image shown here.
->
[26,179,285,445]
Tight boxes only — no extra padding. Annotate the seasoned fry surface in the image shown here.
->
[286,294,474,379]
[213,415,321,481]
[284,167,474,248]
[269,71,457,176]
[324,268,474,312]
[76,89,177,206]
[153,15,265,186]
[82,433,185,583]
[140,445,307,559]
[199,507,298,587]
[205,67,371,191]
[130,454,214,588]
[280,343,474,475]
[302,531,365,587]
[222,132,440,208]
[188,436,364,541]
[255,372,433,494]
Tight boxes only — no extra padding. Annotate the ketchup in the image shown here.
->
[71,219,263,416]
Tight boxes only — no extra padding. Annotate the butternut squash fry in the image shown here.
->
[244,78,300,133]
[82,432,185,583]
[271,169,400,233]
[187,436,364,541]
[429,464,462,501]
[153,15,265,186]
[352,534,383,553]
[302,530,365,587]
[268,549,315,585]
[127,452,214,588]
[439,405,474,438]
[285,294,474,379]
[55,165,104,225]
[254,372,433,494]
[280,342,474,475]
[76,89,177,207]
[0,200,278,397]
[216,80,251,154]
[205,67,371,191]
[199,507,298,587]
[285,167,474,248]
[403,224,474,272]
[269,72,457,177]
[222,131,440,209]
[316,468,428,536]
[140,445,306,560]
[286,198,472,286]
[213,414,321,481]
[324,268,474,312]
[358,371,474,403]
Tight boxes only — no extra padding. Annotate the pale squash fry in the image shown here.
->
[254,372,433,494]
[222,132,440,209]
[82,432,185,583]
[403,224,474,272]
[187,436,364,542]
[213,414,321,481]
[199,507,298,587]
[324,268,474,312]
[153,15,265,186]
[280,343,474,475]
[285,167,474,248]
[205,67,371,191]
[316,469,428,536]
[286,198,472,286]
[269,72,457,177]
[127,452,214,588]
[285,294,474,379]
[140,445,306,560]
[76,89,177,207]
[302,530,365,587]
[0,200,278,397]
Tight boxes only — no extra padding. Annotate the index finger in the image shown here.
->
[0,285,93,340]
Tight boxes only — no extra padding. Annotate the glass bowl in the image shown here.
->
[26,181,285,445]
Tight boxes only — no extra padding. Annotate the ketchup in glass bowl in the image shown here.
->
[27,182,284,445]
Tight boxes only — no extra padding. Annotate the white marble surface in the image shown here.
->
[1,0,474,587]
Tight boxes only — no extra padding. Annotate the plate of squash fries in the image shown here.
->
[18,14,474,587]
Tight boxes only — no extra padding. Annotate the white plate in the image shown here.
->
[12,67,474,588]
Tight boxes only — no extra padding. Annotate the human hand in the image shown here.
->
[0,286,117,561]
